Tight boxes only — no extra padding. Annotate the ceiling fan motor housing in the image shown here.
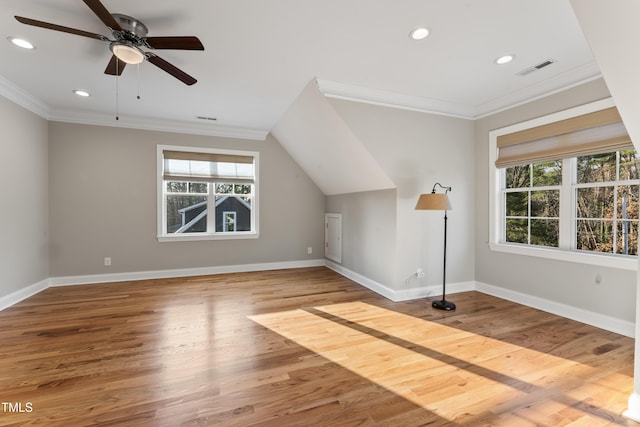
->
[111,13,148,45]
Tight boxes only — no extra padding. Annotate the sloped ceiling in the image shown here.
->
[570,0,640,149]
[271,80,395,196]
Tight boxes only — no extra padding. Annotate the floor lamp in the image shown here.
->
[415,183,455,311]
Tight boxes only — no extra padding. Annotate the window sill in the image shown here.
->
[488,242,638,271]
[157,232,259,243]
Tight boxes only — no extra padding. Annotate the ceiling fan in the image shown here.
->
[15,0,204,85]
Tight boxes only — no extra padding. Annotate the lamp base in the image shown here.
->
[432,299,456,311]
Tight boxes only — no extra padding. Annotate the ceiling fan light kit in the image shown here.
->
[14,0,204,85]
[110,42,145,64]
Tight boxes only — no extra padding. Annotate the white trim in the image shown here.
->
[316,78,477,119]
[326,262,633,337]
[48,109,268,140]
[0,76,268,140]
[0,263,634,338]
[324,213,342,263]
[624,393,640,422]
[316,64,602,120]
[475,62,603,119]
[157,231,258,242]
[325,260,398,301]
[488,242,638,271]
[49,259,325,287]
[0,74,50,118]
[394,281,476,302]
[476,281,634,337]
[157,145,259,241]
[325,260,475,302]
[487,97,640,270]
[0,278,50,311]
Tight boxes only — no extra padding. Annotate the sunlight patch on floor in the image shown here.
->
[248,301,624,423]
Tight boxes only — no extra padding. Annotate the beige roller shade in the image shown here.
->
[495,107,633,168]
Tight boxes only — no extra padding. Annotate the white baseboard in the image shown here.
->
[1,260,634,338]
[624,392,640,422]
[0,278,50,311]
[393,281,476,302]
[475,281,635,338]
[49,259,326,287]
[325,260,398,301]
[325,260,475,302]
[325,262,634,337]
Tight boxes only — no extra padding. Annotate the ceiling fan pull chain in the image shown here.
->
[115,59,119,120]
[137,63,141,100]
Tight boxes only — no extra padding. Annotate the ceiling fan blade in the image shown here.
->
[104,55,126,76]
[145,36,205,50]
[146,53,197,86]
[82,0,122,31]
[15,16,108,41]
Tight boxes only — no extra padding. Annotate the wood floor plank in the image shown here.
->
[0,266,637,426]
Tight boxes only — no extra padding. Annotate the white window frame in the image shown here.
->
[157,144,259,242]
[489,97,637,270]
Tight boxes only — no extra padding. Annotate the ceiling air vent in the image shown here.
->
[517,59,556,76]
[196,116,217,121]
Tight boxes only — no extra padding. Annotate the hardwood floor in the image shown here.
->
[0,266,637,426]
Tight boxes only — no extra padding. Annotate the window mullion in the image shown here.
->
[207,182,216,233]
[528,165,532,245]
[613,152,621,254]
[559,158,573,250]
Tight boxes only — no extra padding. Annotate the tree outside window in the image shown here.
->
[502,150,639,256]
[504,161,561,247]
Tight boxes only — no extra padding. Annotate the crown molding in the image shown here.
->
[0,73,268,141]
[474,61,602,118]
[315,78,477,119]
[0,74,50,118]
[48,109,269,140]
[2,63,602,135]
[316,61,603,120]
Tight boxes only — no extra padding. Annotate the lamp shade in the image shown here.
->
[415,193,452,211]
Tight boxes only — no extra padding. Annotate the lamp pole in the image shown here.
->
[415,183,455,311]
[432,183,455,311]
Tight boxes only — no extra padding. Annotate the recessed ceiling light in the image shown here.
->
[409,27,430,41]
[495,54,515,65]
[73,90,90,97]
[7,37,35,50]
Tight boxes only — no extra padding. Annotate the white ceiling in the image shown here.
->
[0,0,599,139]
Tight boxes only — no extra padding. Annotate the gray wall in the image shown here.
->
[0,96,49,298]
[48,122,325,277]
[474,78,638,322]
[327,98,476,290]
[326,189,397,287]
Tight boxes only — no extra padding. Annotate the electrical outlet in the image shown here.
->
[104,257,112,266]
[416,268,425,278]
[307,247,313,254]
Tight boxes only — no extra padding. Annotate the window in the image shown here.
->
[504,161,561,247]
[575,150,639,255]
[157,145,259,241]
[489,98,638,270]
